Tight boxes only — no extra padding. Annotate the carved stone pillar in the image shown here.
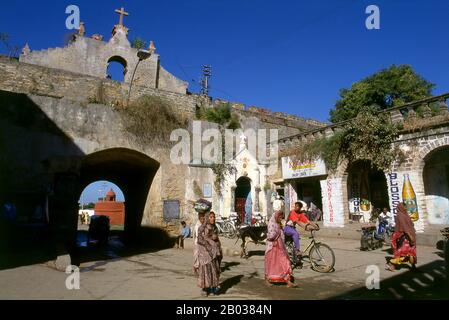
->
[230,185,236,213]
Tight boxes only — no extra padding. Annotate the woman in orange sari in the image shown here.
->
[265,210,296,287]
[386,203,417,271]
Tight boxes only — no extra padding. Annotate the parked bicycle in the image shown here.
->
[215,216,232,238]
[225,213,242,239]
[285,225,335,273]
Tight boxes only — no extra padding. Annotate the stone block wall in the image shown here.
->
[19,33,188,94]
[0,55,330,232]
[0,56,197,116]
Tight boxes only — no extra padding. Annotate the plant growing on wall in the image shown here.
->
[339,106,401,171]
[193,180,203,198]
[282,106,402,172]
[131,37,147,50]
[196,102,241,196]
[117,95,189,148]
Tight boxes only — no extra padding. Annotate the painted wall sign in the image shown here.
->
[320,178,344,227]
[387,172,419,221]
[287,183,297,211]
[387,172,401,215]
[281,157,327,179]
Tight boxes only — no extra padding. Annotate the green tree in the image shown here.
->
[197,103,241,130]
[284,106,402,173]
[329,65,434,123]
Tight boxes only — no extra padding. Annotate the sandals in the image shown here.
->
[385,263,395,272]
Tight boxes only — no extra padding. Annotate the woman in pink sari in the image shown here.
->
[265,210,296,287]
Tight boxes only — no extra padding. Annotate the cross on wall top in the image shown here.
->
[115,7,129,26]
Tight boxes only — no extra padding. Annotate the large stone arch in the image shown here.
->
[334,159,389,223]
[414,135,449,172]
[77,148,160,239]
[47,147,160,251]
[414,135,449,225]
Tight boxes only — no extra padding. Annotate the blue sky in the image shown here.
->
[1,0,448,123]
[79,181,125,205]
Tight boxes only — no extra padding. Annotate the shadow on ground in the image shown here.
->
[220,261,240,273]
[71,226,177,266]
[0,224,177,270]
[330,259,449,299]
[245,250,266,258]
[219,275,244,294]
[0,223,56,271]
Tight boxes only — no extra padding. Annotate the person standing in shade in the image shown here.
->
[196,211,222,296]
[192,212,206,274]
[176,221,190,249]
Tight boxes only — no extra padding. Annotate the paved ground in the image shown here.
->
[0,232,447,300]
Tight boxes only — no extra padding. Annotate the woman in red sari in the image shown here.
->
[386,203,417,271]
[265,210,296,287]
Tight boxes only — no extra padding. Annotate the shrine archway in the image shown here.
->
[235,176,252,224]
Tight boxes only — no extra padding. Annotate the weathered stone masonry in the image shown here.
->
[275,95,449,232]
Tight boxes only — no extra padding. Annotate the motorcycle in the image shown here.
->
[359,210,394,251]
[360,223,382,250]
[375,216,394,243]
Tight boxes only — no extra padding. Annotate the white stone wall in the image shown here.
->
[385,171,425,232]
[221,150,268,219]
[20,32,187,94]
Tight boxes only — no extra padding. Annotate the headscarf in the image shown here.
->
[267,210,283,242]
[197,212,221,262]
[395,203,416,240]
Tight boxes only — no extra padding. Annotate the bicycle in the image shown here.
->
[285,225,335,273]
[224,213,242,239]
[215,216,231,238]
